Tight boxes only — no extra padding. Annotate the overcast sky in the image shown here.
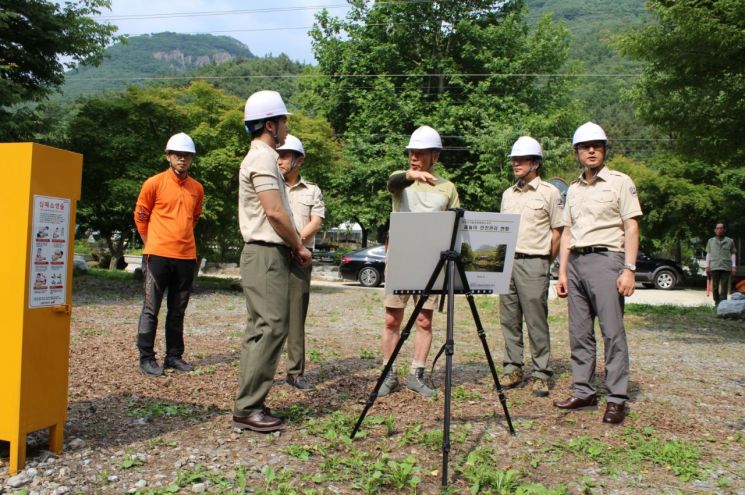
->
[92,1,353,64]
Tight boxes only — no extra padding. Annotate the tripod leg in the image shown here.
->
[441,259,456,486]
[456,261,516,436]
[350,295,429,439]
[350,256,448,439]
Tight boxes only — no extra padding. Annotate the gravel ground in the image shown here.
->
[1,273,743,494]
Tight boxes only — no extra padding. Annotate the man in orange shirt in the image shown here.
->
[134,133,205,376]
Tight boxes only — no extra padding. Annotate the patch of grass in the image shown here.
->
[120,450,144,469]
[284,444,314,461]
[452,384,482,402]
[460,447,568,495]
[127,399,203,420]
[282,404,316,423]
[307,349,323,364]
[172,465,247,493]
[359,348,377,360]
[86,267,134,280]
[625,304,712,316]
[354,454,421,494]
[146,437,178,449]
[550,426,703,481]
[193,365,216,376]
[78,327,108,337]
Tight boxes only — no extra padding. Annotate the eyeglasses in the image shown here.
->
[576,141,606,151]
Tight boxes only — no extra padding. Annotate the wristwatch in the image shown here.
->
[623,263,636,272]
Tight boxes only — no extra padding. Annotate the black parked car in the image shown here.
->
[636,252,685,290]
[549,252,685,290]
[339,245,386,287]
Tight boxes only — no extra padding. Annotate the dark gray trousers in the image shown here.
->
[567,251,629,404]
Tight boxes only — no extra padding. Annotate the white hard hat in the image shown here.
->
[276,134,305,156]
[165,133,196,154]
[510,136,543,157]
[572,122,608,146]
[244,90,291,123]
[406,125,442,150]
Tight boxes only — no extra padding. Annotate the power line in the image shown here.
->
[69,72,641,82]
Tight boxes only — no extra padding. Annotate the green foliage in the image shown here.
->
[550,426,703,481]
[307,0,581,241]
[119,450,144,470]
[452,384,482,402]
[127,398,202,419]
[0,0,119,140]
[617,0,745,166]
[460,447,568,494]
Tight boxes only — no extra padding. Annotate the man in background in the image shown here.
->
[706,222,737,306]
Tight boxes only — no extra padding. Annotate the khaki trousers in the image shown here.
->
[499,257,552,380]
[286,263,311,377]
[234,243,292,416]
[567,251,629,404]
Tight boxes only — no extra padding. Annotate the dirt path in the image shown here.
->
[1,274,743,494]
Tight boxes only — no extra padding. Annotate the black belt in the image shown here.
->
[246,240,287,248]
[572,246,609,254]
[514,253,549,259]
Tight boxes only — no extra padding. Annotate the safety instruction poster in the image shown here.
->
[29,195,71,308]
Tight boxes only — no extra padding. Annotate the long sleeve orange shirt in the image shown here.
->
[134,169,204,260]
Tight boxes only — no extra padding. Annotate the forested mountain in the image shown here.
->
[526,0,652,155]
[61,33,255,100]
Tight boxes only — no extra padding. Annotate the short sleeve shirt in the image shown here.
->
[390,170,460,213]
[287,177,325,249]
[501,176,564,255]
[238,139,295,245]
[562,166,642,252]
[706,236,736,271]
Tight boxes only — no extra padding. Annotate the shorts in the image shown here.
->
[384,293,439,311]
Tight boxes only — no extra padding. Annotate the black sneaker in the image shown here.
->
[139,358,164,377]
[286,375,314,391]
[164,357,194,372]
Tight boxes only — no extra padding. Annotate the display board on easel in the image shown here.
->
[385,211,520,295]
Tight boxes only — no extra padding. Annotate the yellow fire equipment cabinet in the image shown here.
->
[0,143,83,475]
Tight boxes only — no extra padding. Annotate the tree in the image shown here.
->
[616,0,745,165]
[307,0,582,244]
[0,0,119,140]
[67,82,246,268]
[67,81,344,267]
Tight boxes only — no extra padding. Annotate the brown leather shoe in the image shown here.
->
[603,402,626,424]
[553,395,598,410]
[232,410,285,432]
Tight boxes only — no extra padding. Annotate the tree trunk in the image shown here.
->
[354,217,368,247]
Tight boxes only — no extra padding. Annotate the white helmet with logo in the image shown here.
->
[276,134,305,156]
[406,125,442,150]
[572,122,608,146]
[165,133,196,154]
[510,136,543,157]
[244,90,291,132]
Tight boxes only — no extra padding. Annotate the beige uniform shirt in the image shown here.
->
[238,139,295,245]
[501,176,564,255]
[287,177,325,249]
[390,170,460,212]
[563,166,642,252]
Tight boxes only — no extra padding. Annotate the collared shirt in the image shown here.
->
[562,165,642,252]
[389,170,460,213]
[135,168,204,260]
[238,139,295,245]
[706,236,736,271]
[287,176,325,249]
[501,176,564,255]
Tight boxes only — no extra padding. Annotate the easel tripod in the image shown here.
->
[350,209,516,488]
